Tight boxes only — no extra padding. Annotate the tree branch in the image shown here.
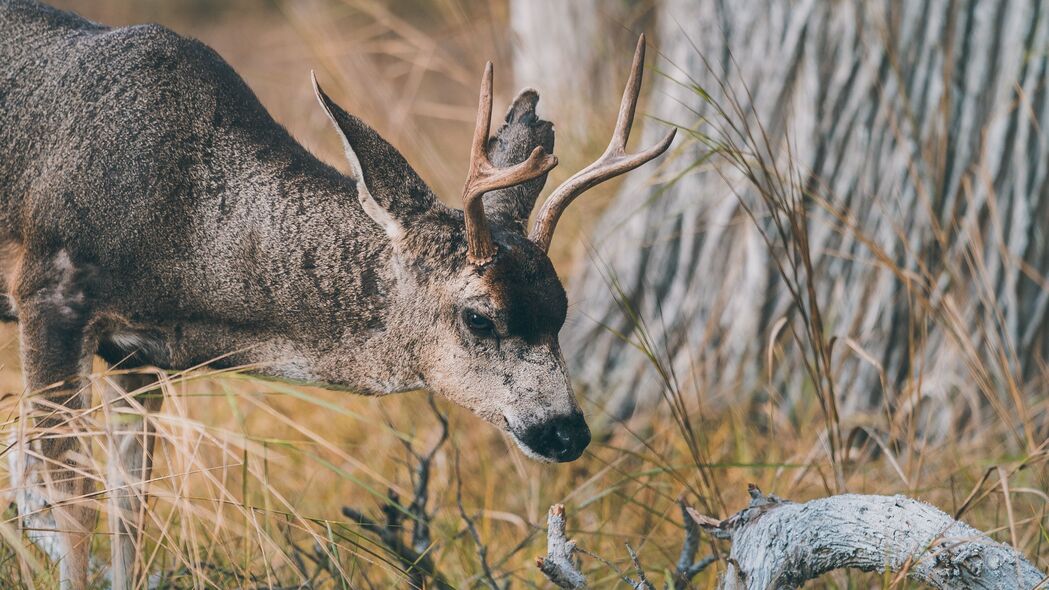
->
[341,395,452,589]
[454,448,502,590]
[674,496,716,589]
[536,504,588,589]
[688,485,1048,589]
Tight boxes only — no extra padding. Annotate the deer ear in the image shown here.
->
[311,72,439,240]
[482,89,556,234]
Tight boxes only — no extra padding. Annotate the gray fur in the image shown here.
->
[0,1,587,587]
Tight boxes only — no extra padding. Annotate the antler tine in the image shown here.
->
[462,62,558,265]
[529,34,677,252]
[612,32,646,148]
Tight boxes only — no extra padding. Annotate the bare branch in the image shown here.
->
[536,500,715,590]
[403,395,448,555]
[340,505,450,589]
[536,504,588,589]
[341,399,452,589]
[624,544,655,590]
[454,448,501,590]
[674,497,716,589]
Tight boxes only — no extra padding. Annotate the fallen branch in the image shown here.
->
[539,487,1048,589]
[689,485,1048,589]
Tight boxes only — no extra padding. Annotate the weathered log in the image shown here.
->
[539,488,1048,589]
[697,486,1046,589]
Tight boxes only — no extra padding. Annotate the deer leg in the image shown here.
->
[102,371,162,590]
[11,250,98,590]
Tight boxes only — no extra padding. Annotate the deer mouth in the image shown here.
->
[506,412,591,463]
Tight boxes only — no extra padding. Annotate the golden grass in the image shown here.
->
[0,1,1046,588]
[1,348,1044,588]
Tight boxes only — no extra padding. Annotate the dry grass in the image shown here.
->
[0,1,1046,588]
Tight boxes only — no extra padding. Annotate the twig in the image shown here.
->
[673,496,716,589]
[537,499,715,590]
[454,447,501,590]
[624,543,655,590]
[340,396,452,589]
[536,504,587,589]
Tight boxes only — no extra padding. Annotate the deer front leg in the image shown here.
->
[11,250,99,590]
[102,371,162,590]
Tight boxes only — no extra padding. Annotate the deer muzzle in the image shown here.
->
[517,411,591,462]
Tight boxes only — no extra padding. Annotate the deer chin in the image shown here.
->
[500,415,554,463]
[505,429,558,464]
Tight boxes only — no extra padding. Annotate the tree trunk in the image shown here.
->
[523,0,1049,433]
[509,0,639,146]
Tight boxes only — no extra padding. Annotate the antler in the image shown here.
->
[529,34,676,252]
[462,62,558,265]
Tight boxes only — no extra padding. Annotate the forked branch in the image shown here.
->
[463,62,558,265]
[529,34,677,252]
[341,396,452,589]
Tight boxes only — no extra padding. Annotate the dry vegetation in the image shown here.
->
[1,1,1047,588]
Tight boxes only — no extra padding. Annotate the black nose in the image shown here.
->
[520,412,591,462]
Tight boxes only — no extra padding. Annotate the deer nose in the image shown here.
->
[522,412,591,462]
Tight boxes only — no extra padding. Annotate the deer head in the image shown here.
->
[311,35,674,462]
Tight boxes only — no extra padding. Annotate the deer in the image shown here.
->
[0,1,675,587]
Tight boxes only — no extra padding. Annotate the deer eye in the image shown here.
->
[463,310,495,336]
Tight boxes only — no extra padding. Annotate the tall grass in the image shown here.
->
[0,1,1046,588]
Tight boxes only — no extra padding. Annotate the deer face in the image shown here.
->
[421,230,589,462]
[311,34,673,463]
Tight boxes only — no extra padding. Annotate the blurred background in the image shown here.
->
[2,0,1048,588]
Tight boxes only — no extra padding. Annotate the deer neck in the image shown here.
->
[202,152,427,394]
